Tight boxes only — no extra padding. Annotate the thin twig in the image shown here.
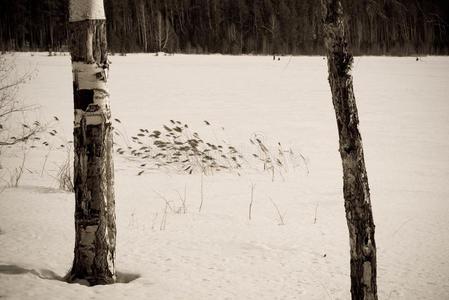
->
[153,190,175,213]
[314,202,319,224]
[198,172,204,212]
[160,203,168,231]
[249,183,255,220]
[269,197,285,226]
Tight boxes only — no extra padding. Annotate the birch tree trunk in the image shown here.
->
[67,0,116,285]
[320,1,378,299]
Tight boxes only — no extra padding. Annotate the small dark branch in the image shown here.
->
[0,80,29,93]
[269,197,285,226]
[313,202,319,224]
[153,190,175,213]
[198,172,204,213]
[249,183,255,221]
[0,106,37,119]
[0,127,41,146]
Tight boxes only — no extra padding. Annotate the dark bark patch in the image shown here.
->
[74,89,94,111]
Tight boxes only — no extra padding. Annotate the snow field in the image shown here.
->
[0,53,448,299]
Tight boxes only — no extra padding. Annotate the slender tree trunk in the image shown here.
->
[67,0,116,286]
[157,10,163,52]
[140,0,148,52]
[320,1,378,299]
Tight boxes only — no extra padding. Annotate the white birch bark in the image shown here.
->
[67,0,116,286]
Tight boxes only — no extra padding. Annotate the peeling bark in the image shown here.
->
[320,1,378,299]
[67,0,116,286]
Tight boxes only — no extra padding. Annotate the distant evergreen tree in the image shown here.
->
[0,0,448,55]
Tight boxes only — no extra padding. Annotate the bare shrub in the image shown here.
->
[0,54,43,147]
[115,120,308,180]
[117,120,244,176]
[7,152,26,187]
[154,189,188,215]
[250,134,309,181]
[0,54,56,188]
[56,145,74,192]
[0,145,28,188]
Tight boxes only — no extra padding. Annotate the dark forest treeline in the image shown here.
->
[1,0,448,55]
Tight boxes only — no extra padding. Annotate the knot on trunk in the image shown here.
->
[332,48,353,76]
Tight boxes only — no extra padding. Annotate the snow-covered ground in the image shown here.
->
[1,53,448,299]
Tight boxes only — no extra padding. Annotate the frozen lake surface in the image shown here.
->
[1,53,448,299]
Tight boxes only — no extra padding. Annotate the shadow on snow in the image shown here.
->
[0,264,140,284]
